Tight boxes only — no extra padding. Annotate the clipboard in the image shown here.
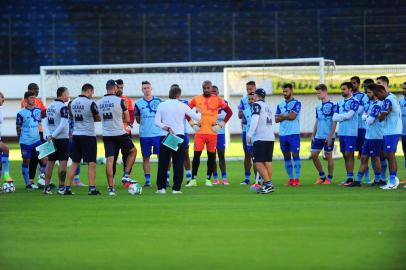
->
[36,140,56,159]
[162,133,184,151]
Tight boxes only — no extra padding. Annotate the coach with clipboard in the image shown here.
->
[154,85,201,194]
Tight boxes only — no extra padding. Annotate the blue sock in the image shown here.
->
[22,164,29,185]
[222,172,228,179]
[364,167,370,183]
[381,159,387,180]
[75,166,80,176]
[109,186,114,192]
[186,170,192,180]
[244,172,251,181]
[1,153,10,175]
[284,159,294,179]
[389,171,397,185]
[213,172,218,180]
[39,164,46,175]
[356,172,364,182]
[327,174,333,181]
[319,171,326,180]
[145,174,151,183]
[65,186,71,192]
[374,172,381,183]
[347,172,354,180]
[265,180,273,186]
[293,157,301,179]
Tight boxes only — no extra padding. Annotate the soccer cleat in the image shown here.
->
[380,183,398,190]
[63,190,74,195]
[108,190,116,196]
[43,189,52,195]
[57,188,65,195]
[31,183,39,189]
[240,179,250,185]
[88,190,101,195]
[73,180,88,187]
[257,183,275,194]
[205,180,213,187]
[402,179,406,184]
[144,181,152,187]
[185,179,197,187]
[25,184,33,190]
[292,179,300,186]
[314,178,325,184]
[155,188,166,194]
[346,181,361,187]
[213,180,220,185]
[122,175,136,184]
[340,179,353,186]
[222,179,230,185]
[250,183,261,191]
[172,190,182,194]
[286,179,295,186]
[323,179,331,185]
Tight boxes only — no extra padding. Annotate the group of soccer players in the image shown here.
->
[0,75,405,195]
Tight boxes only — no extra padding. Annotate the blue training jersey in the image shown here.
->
[315,100,336,139]
[16,107,42,145]
[275,98,301,136]
[353,91,369,130]
[239,96,249,131]
[399,96,406,135]
[179,99,190,134]
[242,103,252,133]
[365,100,383,140]
[381,93,402,136]
[135,96,163,137]
[217,100,228,135]
[335,96,359,137]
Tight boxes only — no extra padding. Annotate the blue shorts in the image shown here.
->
[242,131,249,153]
[339,136,357,153]
[279,134,300,153]
[361,139,383,157]
[183,133,190,149]
[217,134,226,150]
[402,135,406,156]
[140,136,161,157]
[20,141,42,159]
[311,138,335,152]
[356,128,366,152]
[383,134,400,153]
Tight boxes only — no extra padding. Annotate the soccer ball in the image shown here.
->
[128,183,143,195]
[2,182,15,193]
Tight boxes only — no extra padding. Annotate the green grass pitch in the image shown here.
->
[0,156,405,270]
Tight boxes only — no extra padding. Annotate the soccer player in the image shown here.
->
[65,83,102,195]
[113,79,136,177]
[0,92,14,185]
[350,76,371,183]
[98,80,137,195]
[20,83,47,186]
[134,81,163,187]
[238,81,256,184]
[275,83,302,186]
[212,85,229,185]
[16,91,45,190]
[375,78,402,189]
[186,80,233,187]
[333,82,359,186]
[311,84,337,185]
[352,83,384,187]
[400,82,406,184]
[42,87,70,195]
[247,88,275,194]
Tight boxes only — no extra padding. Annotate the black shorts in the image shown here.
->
[71,135,97,163]
[253,141,274,162]
[48,139,70,161]
[103,134,135,158]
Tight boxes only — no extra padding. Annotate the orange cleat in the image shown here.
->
[314,178,324,184]
[323,179,331,185]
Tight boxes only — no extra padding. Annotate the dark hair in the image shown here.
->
[315,84,327,91]
[283,83,293,89]
[350,76,361,84]
[402,82,406,88]
[363,78,374,85]
[212,85,218,90]
[115,79,123,85]
[56,87,67,97]
[372,84,386,95]
[169,85,181,99]
[246,81,256,86]
[27,83,39,91]
[365,83,377,91]
[341,82,354,90]
[142,81,151,85]
[376,76,389,85]
[82,83,94,92]
[171,83,179,88]
[24,90,36,99]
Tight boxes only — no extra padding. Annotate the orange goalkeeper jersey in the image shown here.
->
[189,95,228,135]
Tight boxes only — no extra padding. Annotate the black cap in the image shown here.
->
[255,88,266,98]
[106,79,117,87]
